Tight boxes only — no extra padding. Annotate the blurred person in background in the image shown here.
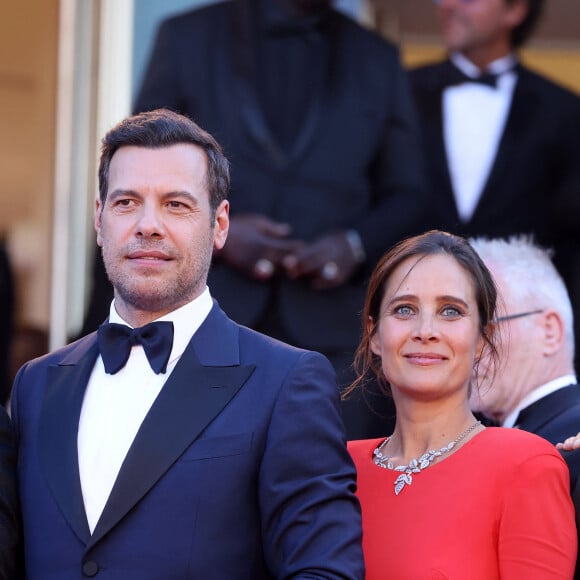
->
[471,235,580,578]
[470,236,577,443]
[409,0,580,371]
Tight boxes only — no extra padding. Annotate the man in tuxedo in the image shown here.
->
[470,235,580,577]
[409,0,580,368]
[470,236,578,442]
[11,109,364,579]
[82,0,430,439]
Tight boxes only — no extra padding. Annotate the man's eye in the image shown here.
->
[168,200,188,209]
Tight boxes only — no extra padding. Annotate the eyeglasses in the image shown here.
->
[492,309,544,324]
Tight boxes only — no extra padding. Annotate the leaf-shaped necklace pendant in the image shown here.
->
[372,421,481,495]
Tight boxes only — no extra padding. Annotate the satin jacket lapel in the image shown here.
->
[517,384,579,433]
[90,306,255,547]
[220,1,329,169]
[38,336,99,545]
[224,0,287,169]
[473,65,535,218]
[288,15,330,165]
[428,72,459,226]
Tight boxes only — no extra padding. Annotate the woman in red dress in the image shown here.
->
[347,230,576,579]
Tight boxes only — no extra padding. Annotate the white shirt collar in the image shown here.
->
[108,287,214,364]
[450,52,518,78]
[502,374,579,428]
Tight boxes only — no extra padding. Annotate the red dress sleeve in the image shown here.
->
[498,451,577,579]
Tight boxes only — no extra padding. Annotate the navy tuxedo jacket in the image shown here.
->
[515,384,580,497]
[11,303,363,579]
[134,0,429,353]
[409,61,580,362]
[515,385,580,445]
[517,385,580,580]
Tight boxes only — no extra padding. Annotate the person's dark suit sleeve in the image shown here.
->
[0,406,19,580]
[259,351,364,579]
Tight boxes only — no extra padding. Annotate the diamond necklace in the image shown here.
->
[373,421,481,496]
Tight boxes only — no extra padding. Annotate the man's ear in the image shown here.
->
[542,310,565,356]
[504,0,529,29]
[95,199,103,247]
[213,200,229,251]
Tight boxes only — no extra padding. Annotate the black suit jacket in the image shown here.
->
[133,0,429,353]
[12,302,363,579]
[0,406,19,579]
[514,385,580,579]
[515,385,580,445]
[409,60,580,364]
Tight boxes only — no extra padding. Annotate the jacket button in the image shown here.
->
[82,560,99,577]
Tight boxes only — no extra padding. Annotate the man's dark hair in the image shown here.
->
[509,0,544,48]
[98,108,230,211]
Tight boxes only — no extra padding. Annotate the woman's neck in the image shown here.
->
[386,401,479,465]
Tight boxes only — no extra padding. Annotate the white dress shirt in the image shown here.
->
[78,288,213,533]
[503,374,578,429]
[444,53,518,222]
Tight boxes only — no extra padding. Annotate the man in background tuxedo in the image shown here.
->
[82,0,431,439]
[409,0,580,369]
[11,109,363,579]
[470,236,578,442]
[470,235,580,577]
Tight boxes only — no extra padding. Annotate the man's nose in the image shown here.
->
[135,204,165,238]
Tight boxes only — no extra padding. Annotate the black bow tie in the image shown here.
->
[444,62,499,89]
[97,321,174,375]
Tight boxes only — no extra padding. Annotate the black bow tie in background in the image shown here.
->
[97,321,174,375]
[443,62,499,89]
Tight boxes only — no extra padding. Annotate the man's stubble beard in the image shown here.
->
[102,231,215,315]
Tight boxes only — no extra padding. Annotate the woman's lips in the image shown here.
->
[404,353,447,365]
